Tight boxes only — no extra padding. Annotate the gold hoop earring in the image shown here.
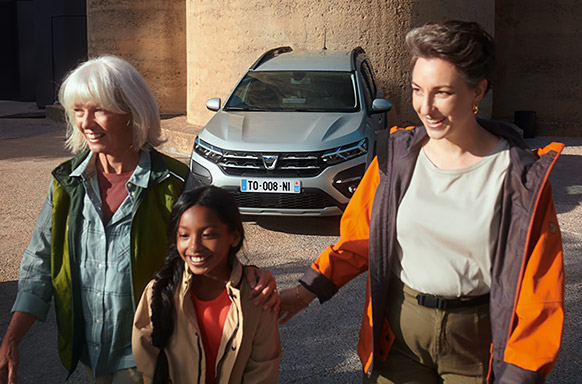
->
[472,105,479,115]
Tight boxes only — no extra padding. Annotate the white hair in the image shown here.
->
[58,55,165,153]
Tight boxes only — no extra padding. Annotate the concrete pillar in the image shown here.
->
[87,0,186,114]
[186,0,494,127]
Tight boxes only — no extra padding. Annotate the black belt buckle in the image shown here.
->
[416,293,447,310]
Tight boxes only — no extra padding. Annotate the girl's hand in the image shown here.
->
[244,266,280,312]
[278,284,316,324]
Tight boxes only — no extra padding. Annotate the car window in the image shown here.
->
[359,72,373,111]
[359,61,376,112]
[225,71,359,112]
[360,61,377,96]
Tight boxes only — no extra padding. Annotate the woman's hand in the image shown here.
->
[0,339,19,384]
[243,266,280,312]
[0,312,36,384]
[278,284,316,324]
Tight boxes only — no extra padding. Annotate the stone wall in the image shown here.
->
[83,0,582,136]
[494,0,582,136]
[87,0,186,114]
[186,0,494,127]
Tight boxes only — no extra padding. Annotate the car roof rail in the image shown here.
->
[249,46,293,70]
[351,46,366,69]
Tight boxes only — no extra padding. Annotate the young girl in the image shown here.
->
[132,186,281,383]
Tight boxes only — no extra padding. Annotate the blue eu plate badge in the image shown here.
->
[294,180,300,193]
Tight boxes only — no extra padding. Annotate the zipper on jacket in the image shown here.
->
[215,296,239,380]
[368,132,397,376]
[127,170,168,309]
[197,333,202,384]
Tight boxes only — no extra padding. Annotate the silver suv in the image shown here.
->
[189,46,391,216]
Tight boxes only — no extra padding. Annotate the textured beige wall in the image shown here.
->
[84,0,581,136]
[186,0,494,127]
[494,0,582,136]
[87,0,186,114]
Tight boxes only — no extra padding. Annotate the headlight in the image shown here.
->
[194,136,223,163]
[321,138,368,165]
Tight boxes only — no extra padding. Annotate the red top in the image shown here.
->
[96,170,132,224]
[190,288,232,383]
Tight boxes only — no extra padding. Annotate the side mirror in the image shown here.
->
[371,99,392,113]
[206,98,221,112]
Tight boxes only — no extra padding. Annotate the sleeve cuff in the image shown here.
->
[493,360,545,384]
[299,267,338,304]
[11,291,50,322]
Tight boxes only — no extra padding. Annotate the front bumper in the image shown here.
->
[189,151,366,217]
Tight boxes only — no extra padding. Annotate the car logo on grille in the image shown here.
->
[262,155,279,170]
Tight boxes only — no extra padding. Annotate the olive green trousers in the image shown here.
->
[363,278,491,384]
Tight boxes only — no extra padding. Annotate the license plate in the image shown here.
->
[240,179,301,193]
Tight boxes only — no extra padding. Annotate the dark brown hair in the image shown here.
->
[405,20,495,92]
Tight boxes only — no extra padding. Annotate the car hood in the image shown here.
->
[199,111,366,152]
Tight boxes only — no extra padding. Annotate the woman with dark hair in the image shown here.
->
[0,56,278,384]
[279,20,564,383]
[132,186,281,383]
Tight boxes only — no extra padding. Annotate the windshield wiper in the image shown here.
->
[225,106,260,111]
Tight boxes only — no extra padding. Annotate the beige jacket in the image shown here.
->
[132,260,281,383]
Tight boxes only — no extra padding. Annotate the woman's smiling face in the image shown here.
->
[74,103,133,157]
[411,57,486,142]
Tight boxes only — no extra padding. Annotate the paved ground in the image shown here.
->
[1,102,581,383]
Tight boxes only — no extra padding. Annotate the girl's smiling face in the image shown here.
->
[411,57,486,142]
[176,205,240,281]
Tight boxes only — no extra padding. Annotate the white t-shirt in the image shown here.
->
[395,138,510,297]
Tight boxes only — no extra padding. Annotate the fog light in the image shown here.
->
[190,159,212,185]
[332,164,366,198]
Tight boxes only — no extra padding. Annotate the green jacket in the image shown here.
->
[49,149,189,373]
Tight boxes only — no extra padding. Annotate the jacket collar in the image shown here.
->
[180,258,244,300]
[149,149,176,187]
[68,150,151,189]
[396,118,563,160]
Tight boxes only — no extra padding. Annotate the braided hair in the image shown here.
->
[149,186,245,383]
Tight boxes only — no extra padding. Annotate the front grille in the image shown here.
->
[194,137,369,178]
[226,188,342,210]
[219,150,325,177]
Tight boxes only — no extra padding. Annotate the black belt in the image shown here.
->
[416,293,490,310]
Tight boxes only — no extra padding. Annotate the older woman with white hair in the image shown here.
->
[0,55,278,384]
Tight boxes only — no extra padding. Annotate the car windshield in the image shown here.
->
[225,71,359,112]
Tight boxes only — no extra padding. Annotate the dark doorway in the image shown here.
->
[0,0,87,106]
